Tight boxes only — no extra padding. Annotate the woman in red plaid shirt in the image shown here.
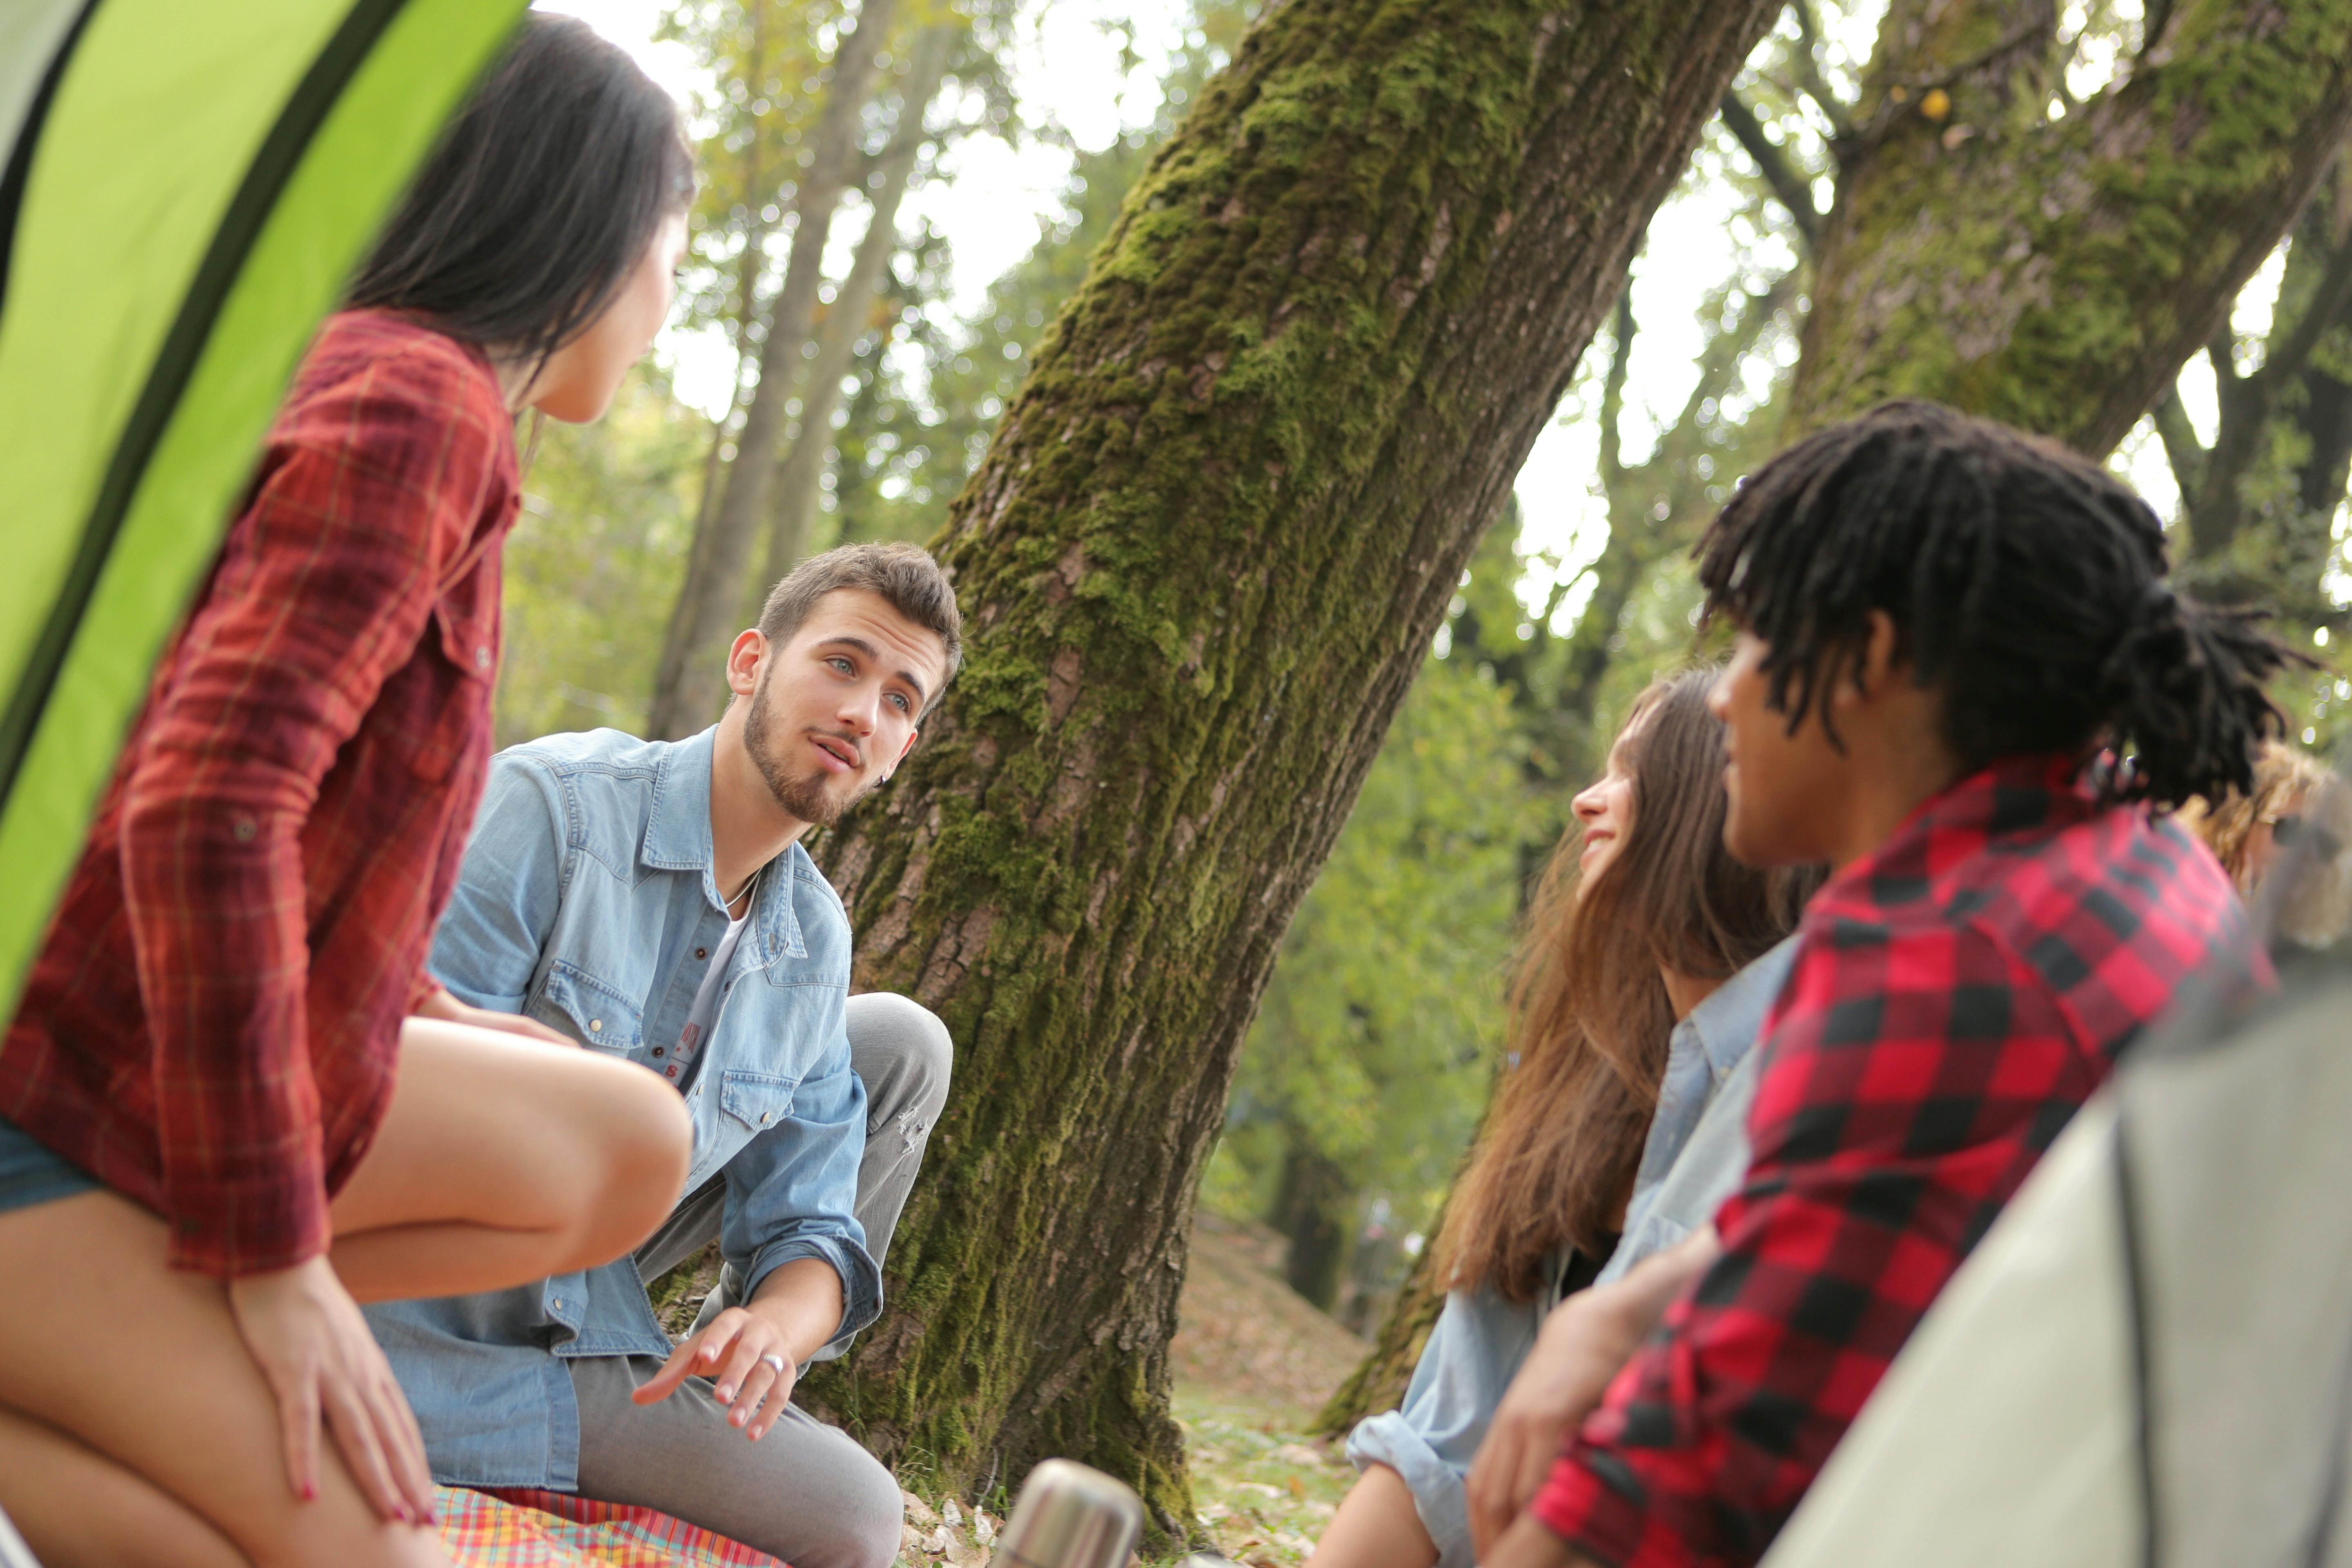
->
[1474,401,2297,1568]
[0,19,697,1566]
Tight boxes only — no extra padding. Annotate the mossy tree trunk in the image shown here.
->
[1788,0,2352,454]
[795,0,1779,1538]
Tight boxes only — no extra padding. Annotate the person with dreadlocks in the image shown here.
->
[1473,400,2294,1568]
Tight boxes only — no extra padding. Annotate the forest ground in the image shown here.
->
[653,1212,1368,1566]
[876,1212,1368,1568]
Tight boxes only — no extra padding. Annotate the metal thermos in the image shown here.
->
[996,1459,1146,1568]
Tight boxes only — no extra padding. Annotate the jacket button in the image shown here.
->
[695,947,708,960]
[474,646,493,671]
[760,1112,772,1124]
[589,1019,602,1032]
[651,1047,665,1057]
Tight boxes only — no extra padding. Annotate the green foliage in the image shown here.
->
[495,365,707,746]
[1203,648,1529,1240]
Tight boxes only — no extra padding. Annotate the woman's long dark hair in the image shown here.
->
[346,13,694,370]
[1437,671,1820,1302]
[1695,399,2301,806]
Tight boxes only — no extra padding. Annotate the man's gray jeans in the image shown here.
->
[565,993,952,1568]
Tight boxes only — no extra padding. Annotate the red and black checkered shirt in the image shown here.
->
[0,310,518,1278]
[1531,753,2253,1566]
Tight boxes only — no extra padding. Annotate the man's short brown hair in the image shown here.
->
[755,543,963,708]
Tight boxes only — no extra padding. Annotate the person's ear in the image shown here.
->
[726,629,768,700]
[1833,611,1904,710]
[883,727,921,781]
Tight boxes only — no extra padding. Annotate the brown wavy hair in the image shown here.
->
[1436,669,1819,1302]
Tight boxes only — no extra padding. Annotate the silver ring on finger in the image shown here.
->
[759,1353,787,1375]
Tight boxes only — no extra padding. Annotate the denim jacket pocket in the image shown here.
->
[719,1068,797,1133]
[532,963,644,1054]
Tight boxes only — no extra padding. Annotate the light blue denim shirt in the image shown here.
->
[1344,936,1799,1568]
[364,727,878,1488]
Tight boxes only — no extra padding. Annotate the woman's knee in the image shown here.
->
[559,1060,692,1265]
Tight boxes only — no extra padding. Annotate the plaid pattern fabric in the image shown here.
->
[441,1488,786,1567]
[0,310,518,1276]
[1532,753,2252,1567]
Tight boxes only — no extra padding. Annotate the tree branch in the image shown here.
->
[1599,287,1635,489]
[1719,91,1823,251]
[1786,0,1853,138]
[2150,388,2207,502]
[2259,225,2352,396]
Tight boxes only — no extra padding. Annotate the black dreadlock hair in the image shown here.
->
[1694,399,2303,809]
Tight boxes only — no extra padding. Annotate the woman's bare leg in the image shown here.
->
[0,1405,247,1568]
[1306,1464,1441,1568]
[0,1192,448,1568]
[327,1017,690,1301]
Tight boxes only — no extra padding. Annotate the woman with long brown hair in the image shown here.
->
[1307,669,1819,1568]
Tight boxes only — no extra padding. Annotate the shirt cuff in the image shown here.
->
[161,1167,333,1279]
[743,1233,882,1352]
[1346,1411,1475,1568]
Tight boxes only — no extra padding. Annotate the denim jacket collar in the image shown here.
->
[640,728,806,967]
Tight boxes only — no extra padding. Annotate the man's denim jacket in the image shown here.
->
[363,727,879,1488]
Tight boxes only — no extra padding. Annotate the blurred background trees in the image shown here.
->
[500,0,2352,1495]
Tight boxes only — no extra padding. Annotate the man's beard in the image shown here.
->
[742,672,869,826]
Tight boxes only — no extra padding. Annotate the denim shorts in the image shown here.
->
[0,1114,99,1215]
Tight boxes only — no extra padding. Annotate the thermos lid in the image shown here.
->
[997,1459,1145,1568]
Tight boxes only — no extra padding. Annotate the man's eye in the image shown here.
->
[828,657,853,674]
[890,693,911,713]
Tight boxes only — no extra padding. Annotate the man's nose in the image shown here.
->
[836,684,880,735]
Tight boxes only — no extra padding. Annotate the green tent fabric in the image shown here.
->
[0,0,530,1016]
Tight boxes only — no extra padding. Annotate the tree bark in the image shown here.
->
[1787,0,2352,455]
[791,0,1779,1536]
[649,0,899,739]
[757,26,953,599]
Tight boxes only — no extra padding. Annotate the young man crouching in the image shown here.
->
[368,543,961,1568]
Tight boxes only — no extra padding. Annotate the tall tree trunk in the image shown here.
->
[1271,1140,1355,1312]
[648,0,900,739]
[757,26,954,600]
[791,0,1779,1536]
[1788,0,2352,455]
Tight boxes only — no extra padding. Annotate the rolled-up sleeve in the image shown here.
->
[1346,1285,1546,1568]
[719,1022,881,1350]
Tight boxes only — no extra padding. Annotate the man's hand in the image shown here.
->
[414,985,573,1047]
[1466,1227,1723,1556]
[632,1256,844,1442]
[635,1306,802,1440]
[1484,1510,1596,1568]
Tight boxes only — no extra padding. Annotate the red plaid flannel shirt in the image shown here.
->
[1531,753,2252,1566]
[0,310,518,1278]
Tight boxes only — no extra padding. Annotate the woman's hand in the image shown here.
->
[413,985,573,1047]
[633,1306,799,1441]
[225,1254,437,1526]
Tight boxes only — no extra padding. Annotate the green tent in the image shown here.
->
[0,0,529,1020]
